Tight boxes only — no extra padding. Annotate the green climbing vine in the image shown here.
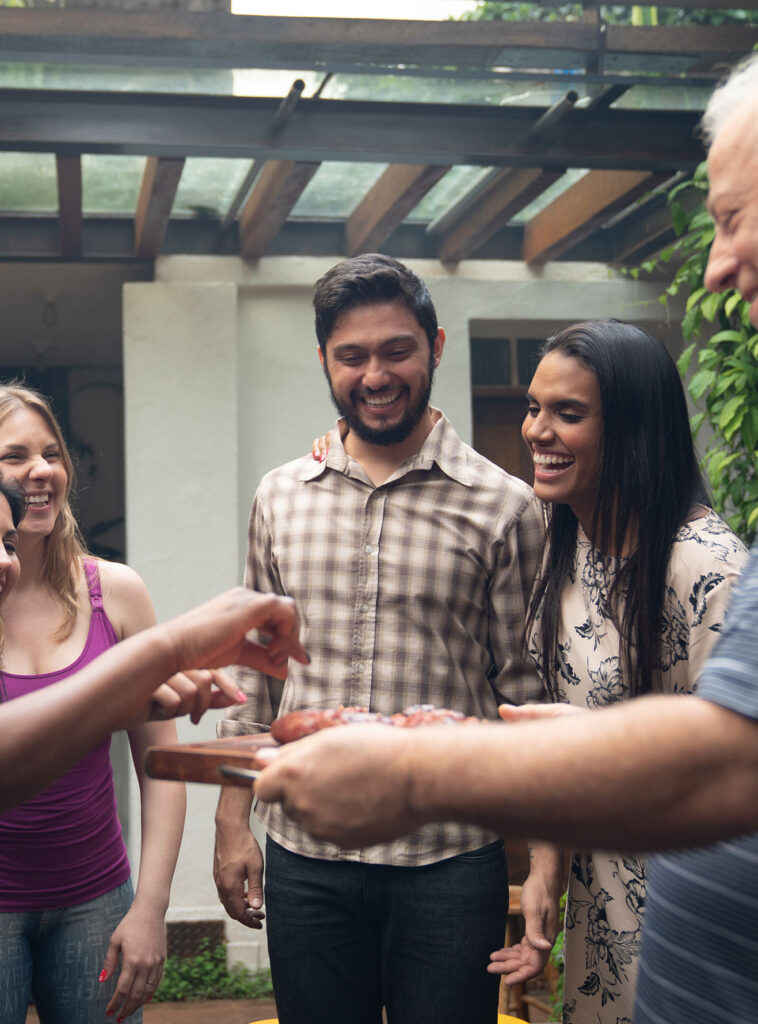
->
[634,162,758,545]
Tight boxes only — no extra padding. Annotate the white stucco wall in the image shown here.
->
[122,254,680,970]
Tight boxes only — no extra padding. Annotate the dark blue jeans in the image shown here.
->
[264,836,507,1024]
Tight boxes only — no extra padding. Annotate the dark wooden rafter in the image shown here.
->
[523,170,674,266]
[437,168,564,263]
[610,178,699,264]
[0,91,704,173]
[345,165,449,258]
[134,156,185,259]
[238,160,320,259]
[0,8,752,78]
[55,154,82,259]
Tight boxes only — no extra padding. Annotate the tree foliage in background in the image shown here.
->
[457,3,758,25]
[632,163,758,545]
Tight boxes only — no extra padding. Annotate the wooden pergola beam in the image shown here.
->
[238,160,320,259]
[345,164,448,257]
[55,154,82,259]
[134,156,185,259]
[523,170,671,266]
[438,167,563,263]
[0,8,751,72]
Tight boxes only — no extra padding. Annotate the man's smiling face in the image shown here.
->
[319,300,443,448]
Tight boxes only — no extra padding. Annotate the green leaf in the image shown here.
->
[676,342,696,376]
[685,286,707,312]
[670,201,687,235]
[688,368,716,400]
[709,329,744,345]
[718,395,745,432]
[689,411,707,437]
[725,292,743,319]
[700,291,722,322]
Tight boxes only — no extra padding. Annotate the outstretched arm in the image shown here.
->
[0,588,307,812]
[255,693,758,852]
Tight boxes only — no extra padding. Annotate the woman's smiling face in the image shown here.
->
[522,350,604,531]
[0,492,20,608]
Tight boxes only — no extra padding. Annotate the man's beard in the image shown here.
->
[324,353,435,447]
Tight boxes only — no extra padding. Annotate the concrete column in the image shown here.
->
[123,280,268,969]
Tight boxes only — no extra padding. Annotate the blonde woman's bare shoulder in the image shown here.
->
[92,558,157,638]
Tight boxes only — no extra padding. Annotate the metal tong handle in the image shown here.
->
[219,765,261,783]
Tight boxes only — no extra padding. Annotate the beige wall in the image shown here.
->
[123,254,679,969]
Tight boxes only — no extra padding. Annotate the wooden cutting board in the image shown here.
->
[145,733,276,787]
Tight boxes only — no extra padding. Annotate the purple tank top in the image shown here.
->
[0,558,130,910]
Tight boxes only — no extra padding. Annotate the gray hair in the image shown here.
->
[701,53,758,147]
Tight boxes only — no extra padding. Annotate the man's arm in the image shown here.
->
[255,693,758,851]
[214,491,285,927]
[0,588,307,812]
[488,494,545,706]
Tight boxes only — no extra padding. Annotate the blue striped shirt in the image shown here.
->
[636,545,758,1024]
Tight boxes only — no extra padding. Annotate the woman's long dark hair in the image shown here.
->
[525,320,709,699]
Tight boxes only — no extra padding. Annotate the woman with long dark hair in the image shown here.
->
[492,320,747,1022]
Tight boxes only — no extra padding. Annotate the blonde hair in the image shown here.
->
[0,384,88,640]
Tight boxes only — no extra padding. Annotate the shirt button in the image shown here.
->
[358,663,366,673]
[361,603,369,613]
[365,544,373,553]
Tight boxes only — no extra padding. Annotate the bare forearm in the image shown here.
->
[0,627,175,810]
[407,696,758,850]
[216,782,255,829]
[130,723,186,915]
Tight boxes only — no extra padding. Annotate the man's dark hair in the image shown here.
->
[313,254,438,353]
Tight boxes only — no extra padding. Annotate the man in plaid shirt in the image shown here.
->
[213,254,543,1024]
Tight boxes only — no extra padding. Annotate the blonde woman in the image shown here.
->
[0,384,184,1024]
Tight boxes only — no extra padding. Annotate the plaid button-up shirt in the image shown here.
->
[219,410,544,865]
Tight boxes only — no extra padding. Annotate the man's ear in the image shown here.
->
[432,328,446,369]
[318,345,325,370]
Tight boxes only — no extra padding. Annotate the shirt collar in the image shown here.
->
[299,408,475,487]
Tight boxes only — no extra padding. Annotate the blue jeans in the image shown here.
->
[0,878,142,1024]
[264,837,507,1024]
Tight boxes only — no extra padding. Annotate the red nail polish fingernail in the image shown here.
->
[99,970,107,983]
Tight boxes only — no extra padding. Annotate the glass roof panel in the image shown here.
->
[609,85,712,112]
[174,158,257,217]
[292,162,388,218]
[82,155,144,215]
[0,63,243,95]
[2,153,58,213]
[411,166,493,223]
[0,61,715,111]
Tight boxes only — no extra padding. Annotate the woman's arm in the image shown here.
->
[96,561,186,1020]
[0,587,307,813]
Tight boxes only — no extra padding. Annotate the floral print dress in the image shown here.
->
[529,511,747,1024]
